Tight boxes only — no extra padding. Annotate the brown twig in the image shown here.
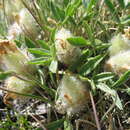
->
[117,115,123,130]
[89,91,101,130]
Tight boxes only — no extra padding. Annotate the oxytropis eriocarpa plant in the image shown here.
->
[55,74,90,116]
[0,40,37,105]
[105,29,130,75]
[55,28,81,66]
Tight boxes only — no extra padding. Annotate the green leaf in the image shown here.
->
[25,37,36,48]
[67,37,91,47]
[28,48,51,56]
[49,60,58,73]
[0,71,12,80]
[50,2,60,21]
[46,119,65,130]
[14,40,22,48]
[79,55,104,75]
[95,43,110,51]
[37,40,50,50]
[29,57,51,65]
[112,70,130,88]
[93,72,115,82]
[97,83,123,110]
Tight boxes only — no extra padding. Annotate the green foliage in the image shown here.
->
[79,55,105,75]
[37,40,50,50]
[67,36,91,47]
[112,70,130,88]
[93,72,115,82]
[28,48,51,56]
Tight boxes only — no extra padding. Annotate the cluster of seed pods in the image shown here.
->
[105,29,130,76]
[0,40,36,105]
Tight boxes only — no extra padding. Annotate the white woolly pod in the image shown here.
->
[4,76,35,105]
[109,34,130,56]
[105,33,130,75]
[106,51,130,75]
[7,8,39,40]
[5,0,39,40]
[0,40,37,105]
[55,74,90,116]
[0,40,36,77]
[55,28,81,65]
[16,8,39,39]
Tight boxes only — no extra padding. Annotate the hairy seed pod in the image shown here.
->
[106,51,130,75]
[109,34,130,56]
[7,8,39,40]
[55,28,81,65]
[16,8,39,39]
[55,74,90,116]
[5,0,39,40]
[0,40,36,77]
[4,76,35,105]
[105,33,130,75]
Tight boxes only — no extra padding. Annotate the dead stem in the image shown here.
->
[117,115,123,130]
[89,91,101,130]
[124,101,130,107]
